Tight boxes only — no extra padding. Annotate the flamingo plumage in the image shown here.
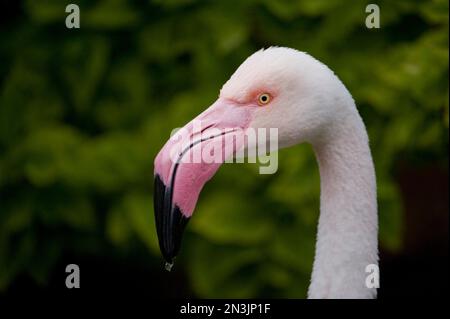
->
[153,47,378,299]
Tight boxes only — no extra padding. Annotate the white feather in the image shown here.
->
[222,47,378,299]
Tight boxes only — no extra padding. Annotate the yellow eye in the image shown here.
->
[257,93,271,106]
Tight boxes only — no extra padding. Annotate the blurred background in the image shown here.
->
[0,0,448,298]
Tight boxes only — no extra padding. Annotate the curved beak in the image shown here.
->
[153,173,189,265]
[153,99,253,265]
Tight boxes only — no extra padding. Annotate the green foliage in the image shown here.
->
[0,0,448,296]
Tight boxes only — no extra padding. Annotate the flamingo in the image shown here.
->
[153,47,378,299]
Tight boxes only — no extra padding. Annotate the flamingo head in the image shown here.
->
[153,47,352,265]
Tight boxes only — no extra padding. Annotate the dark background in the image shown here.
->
[0,0,448,298]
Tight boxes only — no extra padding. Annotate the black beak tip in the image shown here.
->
[154,174,190,265]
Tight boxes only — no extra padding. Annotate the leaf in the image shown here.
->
[84,0,141,29]
[107,191,159,255]
[191,190,274,245]
[187,240,263,298]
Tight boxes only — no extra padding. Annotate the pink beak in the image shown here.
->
[153,98,254,264]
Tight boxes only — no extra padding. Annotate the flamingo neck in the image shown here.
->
[308,111,378,299]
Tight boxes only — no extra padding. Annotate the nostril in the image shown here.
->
[188,123,215,140]
[201,123,215,133]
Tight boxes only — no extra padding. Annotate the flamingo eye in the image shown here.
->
[257,93,271,106]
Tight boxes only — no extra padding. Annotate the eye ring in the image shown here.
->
[257,93,271,106]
